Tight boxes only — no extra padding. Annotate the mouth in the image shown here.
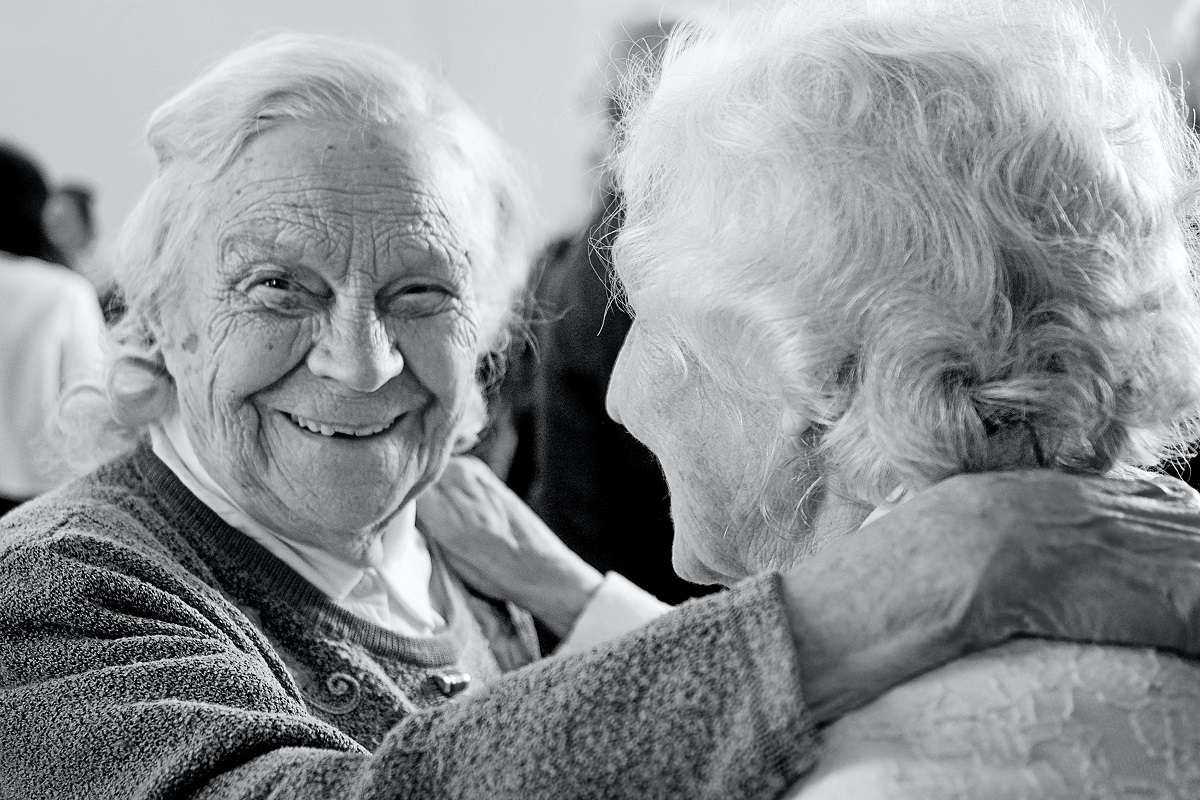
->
[284,411,401,439]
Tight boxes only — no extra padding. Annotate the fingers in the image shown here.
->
[418,460,516,551]
[439,457,556,547]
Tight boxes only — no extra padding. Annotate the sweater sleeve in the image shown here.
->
[0,532,818,800]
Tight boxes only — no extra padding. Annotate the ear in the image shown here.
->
[781,407,811,439]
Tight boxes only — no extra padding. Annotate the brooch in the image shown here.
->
[429,670,471,697]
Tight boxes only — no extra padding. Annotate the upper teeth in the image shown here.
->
[288,413,394,437]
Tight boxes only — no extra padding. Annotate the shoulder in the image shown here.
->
[0,255,96,296]
[0,452,289,665]
[0,257,101,326]
[0,452,197,588]
[799,641,1200,797]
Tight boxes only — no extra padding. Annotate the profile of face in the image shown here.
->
[607,315,829,585]
[156,122,492,560]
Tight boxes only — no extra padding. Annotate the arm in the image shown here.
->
[200,576,814,799]
[423,461,1200,725]
[0,524,815,800]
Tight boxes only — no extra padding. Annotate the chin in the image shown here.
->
[671,540,737,587]
[280,484,410,536]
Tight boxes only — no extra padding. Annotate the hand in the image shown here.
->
[780,470,1200,723]
[416,456,604,637]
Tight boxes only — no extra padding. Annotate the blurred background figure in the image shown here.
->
[0,141,65,265]
[0,142,104,515]
[515,18,714,605]
[43,180,124,322]
[42,182,97,272]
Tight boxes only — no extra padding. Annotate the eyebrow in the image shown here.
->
[219,231,312,265]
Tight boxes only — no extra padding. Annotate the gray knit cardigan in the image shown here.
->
[0,443,818,799]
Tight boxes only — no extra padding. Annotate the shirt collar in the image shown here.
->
[149,412,397,603]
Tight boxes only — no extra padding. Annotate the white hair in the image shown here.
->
[58,32,539,468]
[614,0,1200,508]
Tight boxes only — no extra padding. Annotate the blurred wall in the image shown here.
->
[0,0,1187,279]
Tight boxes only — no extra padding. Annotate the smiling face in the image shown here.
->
[156,122,491,560]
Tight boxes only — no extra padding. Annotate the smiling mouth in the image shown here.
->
[286,412,401,438]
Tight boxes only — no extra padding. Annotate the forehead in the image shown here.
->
[207,121,491,271]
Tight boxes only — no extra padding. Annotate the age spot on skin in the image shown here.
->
[181,333,199,354]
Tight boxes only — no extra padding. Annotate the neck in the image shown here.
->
[804,477,875,559]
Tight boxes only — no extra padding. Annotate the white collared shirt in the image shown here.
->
[151,412,671,647]
[150,413,446,636]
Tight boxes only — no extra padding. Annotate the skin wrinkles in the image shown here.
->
[608,316,871,584]
[156,121,495,563]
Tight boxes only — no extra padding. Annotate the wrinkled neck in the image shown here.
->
[806,482,874,558]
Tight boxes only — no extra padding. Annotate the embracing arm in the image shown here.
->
[0,532,815,800]
[199,576,814,799]
[13,467,1199,798]
[423,459,1200,726]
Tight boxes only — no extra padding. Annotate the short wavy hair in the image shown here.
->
[613,0,1200,507]
[60,32,539,466]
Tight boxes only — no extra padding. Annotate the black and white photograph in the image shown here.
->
[3,0,1200,797]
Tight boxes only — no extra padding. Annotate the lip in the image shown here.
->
[283,411,402,438]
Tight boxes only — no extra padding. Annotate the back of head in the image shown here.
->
[43,183,97,269]
[55,184,95,237]
[604,18,678,128]
[0,142,55,261]
[615,0,1200,502]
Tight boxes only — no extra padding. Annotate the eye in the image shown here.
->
[258,276,292,290]
[242,270,327,311]
[383,282,457,318]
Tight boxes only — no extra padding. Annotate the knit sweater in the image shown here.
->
[0,443,817,799]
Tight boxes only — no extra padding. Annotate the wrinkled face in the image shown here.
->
[157,122,490,560]
[606,315,824,585]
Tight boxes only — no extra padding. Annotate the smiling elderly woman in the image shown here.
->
[5,28,1200,800]
[602,0,1200,795]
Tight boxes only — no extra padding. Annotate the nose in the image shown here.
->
[605,338,633,425]
[307,304,405,393]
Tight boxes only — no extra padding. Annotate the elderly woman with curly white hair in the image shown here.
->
[565,0,1200,794]
[3,20,1200,800]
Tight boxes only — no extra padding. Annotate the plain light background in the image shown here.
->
[0,0,1189,277]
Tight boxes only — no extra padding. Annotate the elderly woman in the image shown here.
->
[599,0,1200,794]
[3,28,1200,800]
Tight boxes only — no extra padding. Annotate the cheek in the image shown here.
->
[189,316,310,411]
[395,315,477,407]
